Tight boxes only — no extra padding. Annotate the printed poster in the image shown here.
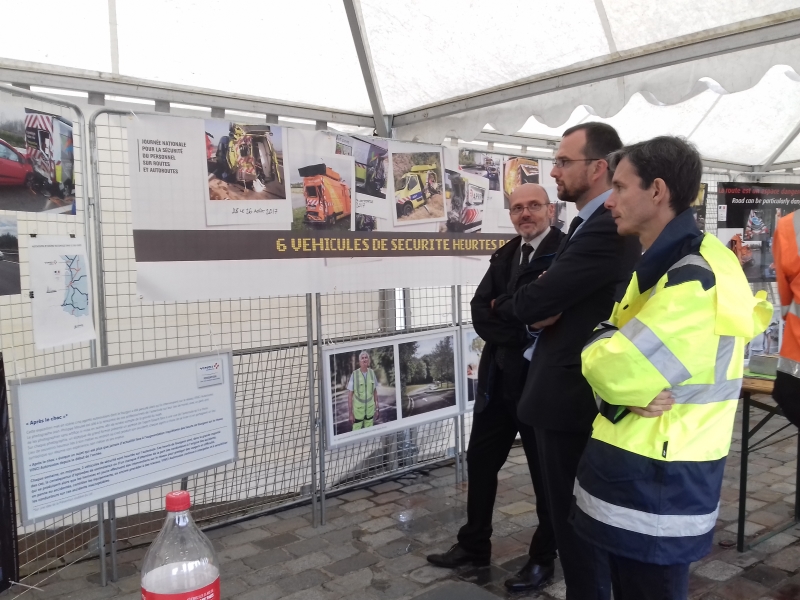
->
[29,236,95,350]
[127,115,513,300]
[0,104,75,215]
[324,329,460,448]
[203,119,291,225]
[716,182,800,282]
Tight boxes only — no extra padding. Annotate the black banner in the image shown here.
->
[133,230,514,262]
[0,354,18,593]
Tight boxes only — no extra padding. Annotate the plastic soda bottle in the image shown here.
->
[141,491,220,599]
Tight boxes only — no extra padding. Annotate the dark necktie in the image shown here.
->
[567,216,584,238]
[508,243,534,291]
[556,216,585,258]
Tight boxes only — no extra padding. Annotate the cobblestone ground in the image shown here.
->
[9,398,800,599]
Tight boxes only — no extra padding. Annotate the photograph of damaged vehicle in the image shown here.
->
[391,150,445,229]
[299,163,352,227]
[442,169,484,233]
[206,121,286,201]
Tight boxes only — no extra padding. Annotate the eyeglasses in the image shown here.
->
[510,203,549,216]
[553,157,604,168]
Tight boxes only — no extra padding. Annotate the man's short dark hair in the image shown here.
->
[608,136,702,214]
[562,122,623,161]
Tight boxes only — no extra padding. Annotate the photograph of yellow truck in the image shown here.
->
[391,149,445,225]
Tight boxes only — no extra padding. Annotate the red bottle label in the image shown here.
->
[141,577,220,600]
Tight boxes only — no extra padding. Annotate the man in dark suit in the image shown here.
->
[428,184,565,592]
[513,123,640,600]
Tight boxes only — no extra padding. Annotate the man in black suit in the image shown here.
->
[513,123,640,600]
[428,184,564,592]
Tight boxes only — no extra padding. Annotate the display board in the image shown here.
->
[716,182,800,282]
[127,114,520,300]
[323,329,461,448]
[0,356,18,593]
[11,351,237,524]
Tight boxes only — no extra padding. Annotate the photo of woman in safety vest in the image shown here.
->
[347,351,380,430]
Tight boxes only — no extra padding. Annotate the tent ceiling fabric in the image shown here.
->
[113,0,374,114]
[1,1,799,166]
[0,0,112,72]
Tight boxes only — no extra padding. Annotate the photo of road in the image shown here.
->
[0,215,20,296]
[399,334,456,419]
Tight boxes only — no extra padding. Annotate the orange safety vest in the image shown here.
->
[774,212,800,377]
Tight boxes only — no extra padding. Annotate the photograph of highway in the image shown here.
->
[399,333,456,418]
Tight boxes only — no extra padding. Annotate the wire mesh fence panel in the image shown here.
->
[91,112,316,550]
[0,90,100,587]
[319,287,460,494]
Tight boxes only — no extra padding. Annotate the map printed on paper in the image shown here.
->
[60,255,89,317]
[29,237,96,350]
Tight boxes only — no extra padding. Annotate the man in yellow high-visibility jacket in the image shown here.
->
[573,136,772,600]
[348,350,379,430]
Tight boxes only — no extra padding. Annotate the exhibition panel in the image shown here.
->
[0,86,100,586]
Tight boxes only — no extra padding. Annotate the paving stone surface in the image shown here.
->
[12,398,800,599]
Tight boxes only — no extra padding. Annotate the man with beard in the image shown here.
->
[513,123,640,599]
[427,184,563,592]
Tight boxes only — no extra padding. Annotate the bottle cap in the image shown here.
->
[165,491,191,512]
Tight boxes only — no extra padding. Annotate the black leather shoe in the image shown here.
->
[504,558,555,592]
[427,543,490,568]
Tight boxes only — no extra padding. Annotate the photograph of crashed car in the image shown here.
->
[0,105,75,214]
[390,142,445,226]
[440,169,487,233]
[716,182,800,282]
[458,149,503,191]
[205,120,286,201]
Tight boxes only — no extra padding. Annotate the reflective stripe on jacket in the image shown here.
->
[774,211,800,377]
[574,218,772,565]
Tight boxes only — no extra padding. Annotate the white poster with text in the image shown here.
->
[11,351,237,524]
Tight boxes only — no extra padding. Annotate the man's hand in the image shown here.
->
[531,313,562,329]
[628,390,675,418]
[491,299,496,310]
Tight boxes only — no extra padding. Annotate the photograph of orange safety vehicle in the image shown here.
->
[290,153,355,231]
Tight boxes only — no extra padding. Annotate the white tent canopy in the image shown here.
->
[1,0,799,167]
